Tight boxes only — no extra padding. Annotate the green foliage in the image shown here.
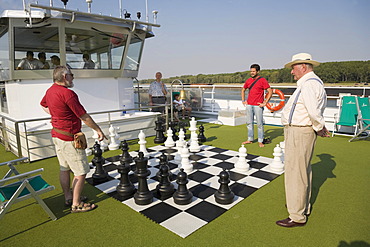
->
[140,61,370,84]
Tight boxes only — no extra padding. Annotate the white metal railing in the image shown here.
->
[0,105,169,159]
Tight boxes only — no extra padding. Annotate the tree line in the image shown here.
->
[140,60,370,84]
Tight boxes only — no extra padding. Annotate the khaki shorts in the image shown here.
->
[53,137,90,176]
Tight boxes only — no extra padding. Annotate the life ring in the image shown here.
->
[266,89,285,112]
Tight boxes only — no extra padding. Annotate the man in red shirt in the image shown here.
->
[40,66,106,213]
[241,64,272,147]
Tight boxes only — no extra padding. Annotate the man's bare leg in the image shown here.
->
[71,175,86,206]
[259,142,265,147]
[60,170,72,201]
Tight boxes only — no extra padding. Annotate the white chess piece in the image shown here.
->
[164,128,175,147]
[181,147,193,173]
[234,144,249,172]
[178,128,186,143]
[93,129,107,150]
[279,141,285,162]
[108,124,119,150]
[92,129,99,143]
[188,117,198,144]
[138,130,149,156]
[189,131,200,152]
[270,144,284,172]
[174,139,184,162]
[85,147,92,156]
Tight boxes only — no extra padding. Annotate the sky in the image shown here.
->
[1,0,369,80]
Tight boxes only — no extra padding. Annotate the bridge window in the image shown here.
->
[124,35,143,71]
[14,26,60,70]
[0,19,9,81]
[65,27,127,70]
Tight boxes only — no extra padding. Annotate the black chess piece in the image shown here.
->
[154,117,166,143]
[156,161,175,200]
[116,160,136,200]
[198,124,207,143]
[133,152,153,205]
[169,121,179,141]
[214,168,235,204]
[92,141,109,185]
[173,168,193,205]
[120,140,133,163]
[156,153,175,181]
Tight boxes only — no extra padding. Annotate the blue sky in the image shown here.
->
[1,0,369,79]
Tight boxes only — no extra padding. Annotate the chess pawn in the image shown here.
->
[279,141,285,162]
[134,152,153,205]
[92,142,108,185]
[270,144,284,172]
[100,139,109,151]
[178,128,186,143]
[198,124,207,143]
[181,147,193,173]
[108,124,119,150]
[120,140,133,164]
[214,168,235,204]
[156,160,175,200]
[189,131,200,153]
[173,168,193,205]
[164,128,175,147]
[138,130,149,156]
[234,144,249,172]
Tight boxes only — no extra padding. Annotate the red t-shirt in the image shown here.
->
[40,84,87,141]
[243,76,270,106]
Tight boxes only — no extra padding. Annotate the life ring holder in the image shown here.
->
[266,89,285,112]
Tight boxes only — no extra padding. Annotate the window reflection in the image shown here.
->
[14,26,60,70]
[0,19,9,81]
[65,28,127,69]
[124,35,143,71]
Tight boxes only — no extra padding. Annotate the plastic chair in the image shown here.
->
[0,158,57,221]
[332,96,359,139]
[349,97,370,142]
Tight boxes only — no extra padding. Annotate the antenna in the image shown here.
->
[145,0,149,22]
[86,0,92,13]
[152,10,158,24]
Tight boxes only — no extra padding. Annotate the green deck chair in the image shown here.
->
[349,97,370,142]
[332,96,359,138]
[0,158,57,221]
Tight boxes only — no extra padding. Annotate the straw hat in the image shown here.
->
[284,53,320,68]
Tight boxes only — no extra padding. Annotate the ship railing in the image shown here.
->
[0,105,169,160]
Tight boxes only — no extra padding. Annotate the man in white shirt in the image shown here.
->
[276,53,330,228]
[148,72,168,113]
[16,51,44,70]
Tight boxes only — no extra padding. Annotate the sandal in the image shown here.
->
[65,195,88,207]
[71,202,97,213]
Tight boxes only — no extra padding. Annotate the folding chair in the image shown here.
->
[332,96,359,139]
[349,97,370,142]
[0,158,57,221]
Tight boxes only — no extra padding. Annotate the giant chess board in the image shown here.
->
[86,145,284,238]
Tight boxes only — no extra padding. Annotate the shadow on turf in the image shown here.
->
[338,240,370,247]
[264,128,284,142]
[311,153,337,208]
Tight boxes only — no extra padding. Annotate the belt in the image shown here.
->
[152,96,165,98]
[285,125,312,127]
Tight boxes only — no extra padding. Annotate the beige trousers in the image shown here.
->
[284,126,317,223]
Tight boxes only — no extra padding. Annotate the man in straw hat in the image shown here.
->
[276,53,330,227]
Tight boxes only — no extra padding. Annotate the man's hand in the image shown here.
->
[242,100,247,106]
[97,130,107,141]
[317,126,330,137]
[258,102,267,108]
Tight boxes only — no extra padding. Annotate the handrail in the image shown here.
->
[0,104,169,159]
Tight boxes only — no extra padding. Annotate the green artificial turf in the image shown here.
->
[0,124,369,246]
